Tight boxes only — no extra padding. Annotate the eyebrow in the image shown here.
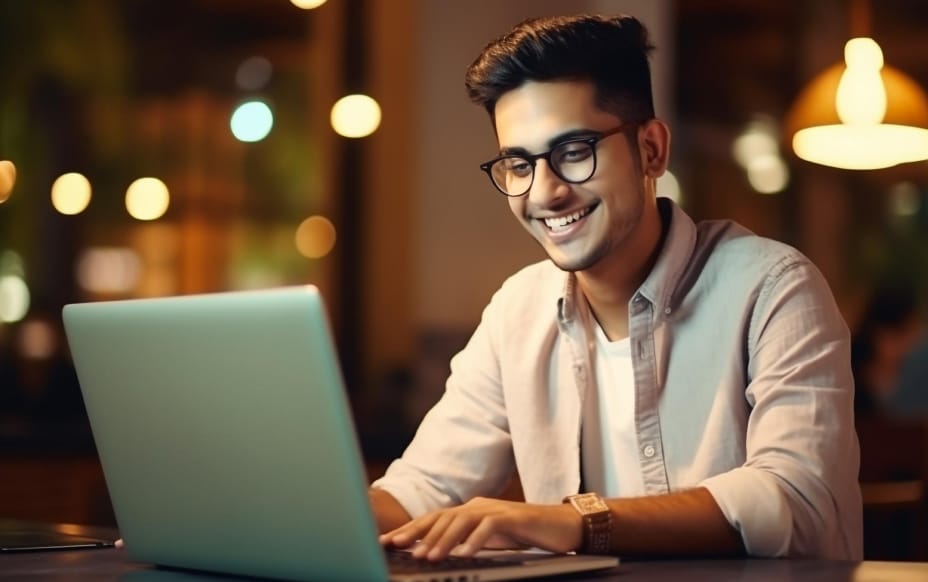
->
[498,128,599,156]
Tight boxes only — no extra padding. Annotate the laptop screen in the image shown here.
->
[64,287,389,581]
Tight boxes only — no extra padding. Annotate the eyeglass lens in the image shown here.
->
[490,140,596,196]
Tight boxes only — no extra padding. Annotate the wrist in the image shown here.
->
[562,492,612,554]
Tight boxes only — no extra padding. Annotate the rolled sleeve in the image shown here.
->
[701,468,792,556]
[724,258,862,559]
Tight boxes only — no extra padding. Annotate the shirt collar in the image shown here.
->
[637,197,698,312]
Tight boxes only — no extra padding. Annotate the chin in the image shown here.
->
[545,249,604,273]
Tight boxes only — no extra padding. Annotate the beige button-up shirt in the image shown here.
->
[373,199,862,559]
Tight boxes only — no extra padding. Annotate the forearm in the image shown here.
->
[369,488,412,533]
[605,487,745,557]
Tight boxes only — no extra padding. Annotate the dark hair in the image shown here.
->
[464,14,656,123]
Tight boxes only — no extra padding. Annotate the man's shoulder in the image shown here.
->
[693,217,810,274]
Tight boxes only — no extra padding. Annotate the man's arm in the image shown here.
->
[378,486,744,559]
[604,487,744,557]
[369,488,412,533]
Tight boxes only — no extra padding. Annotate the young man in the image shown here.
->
[372,14,861,560]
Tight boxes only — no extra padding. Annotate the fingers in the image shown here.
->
[379,511,438,548]
[381,498,517,561]
[419,511,482,560]
[379,505,485,560]
[450,516,499,557]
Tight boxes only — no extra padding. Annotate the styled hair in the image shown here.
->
[464,14,656,123]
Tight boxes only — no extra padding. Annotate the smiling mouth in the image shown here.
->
[542,204,597,232]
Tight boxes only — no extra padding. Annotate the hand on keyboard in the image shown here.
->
[378,497,582,561]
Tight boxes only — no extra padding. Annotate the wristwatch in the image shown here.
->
[563,492,612,554]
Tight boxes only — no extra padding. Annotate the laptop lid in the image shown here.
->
[63,286,618,582]
[64,286,388,581]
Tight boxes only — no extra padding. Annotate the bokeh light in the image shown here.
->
[330,94,382,138]
[295,215,337,258]
[230,100,274,142]
[51,172,92,215]
[76,247,142,294]
[0,250,24,277]
[18,319,57,360]
[126,177,170,221]
[0,160,16,203]
[290,0,328,8]
[236,56,273,91]
[733,119,789,194]
[0,275,30,323]
[746,155,789,194]
[889,182,921,217]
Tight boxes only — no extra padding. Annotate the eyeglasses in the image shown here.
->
[479,124,630,197]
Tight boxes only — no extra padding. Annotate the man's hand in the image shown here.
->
[378,497,582,560]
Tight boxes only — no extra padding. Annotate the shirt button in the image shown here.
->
[642,444,656,458]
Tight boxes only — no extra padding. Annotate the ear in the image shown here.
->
[637,119,671,178]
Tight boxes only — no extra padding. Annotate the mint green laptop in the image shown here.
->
[62,287,618,582]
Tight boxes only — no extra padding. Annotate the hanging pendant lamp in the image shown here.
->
[785,2,928,170]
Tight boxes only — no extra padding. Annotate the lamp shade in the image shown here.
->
[785,43,928,170]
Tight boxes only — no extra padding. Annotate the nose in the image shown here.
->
[527,159,570,206]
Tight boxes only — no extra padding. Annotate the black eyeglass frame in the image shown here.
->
[478,123,633,197]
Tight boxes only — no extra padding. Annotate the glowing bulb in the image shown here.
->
[836,38,887,125]
[51,172,93,215]
[126,177,170,221]
[330,94,382,138]
[845,37,883,69]
[230,101,274,142]
[290,0,327,8]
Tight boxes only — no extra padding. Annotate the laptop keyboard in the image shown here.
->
[386,549,523,575]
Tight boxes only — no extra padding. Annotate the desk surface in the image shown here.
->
[2,522,928,582]
[4,547,928,581]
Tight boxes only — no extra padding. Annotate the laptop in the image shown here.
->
[62,286,618,582]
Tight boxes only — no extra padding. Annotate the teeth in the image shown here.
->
[544,207,592,230]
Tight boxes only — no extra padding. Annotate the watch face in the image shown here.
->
[572,494,609,514]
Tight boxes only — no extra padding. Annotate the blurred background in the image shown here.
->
[2,0,928,560]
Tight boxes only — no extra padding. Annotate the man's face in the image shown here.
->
[493,80,654,273]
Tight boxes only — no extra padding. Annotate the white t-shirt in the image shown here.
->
[581,323,646,498]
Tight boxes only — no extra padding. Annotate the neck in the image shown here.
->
[577,197,664,341]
